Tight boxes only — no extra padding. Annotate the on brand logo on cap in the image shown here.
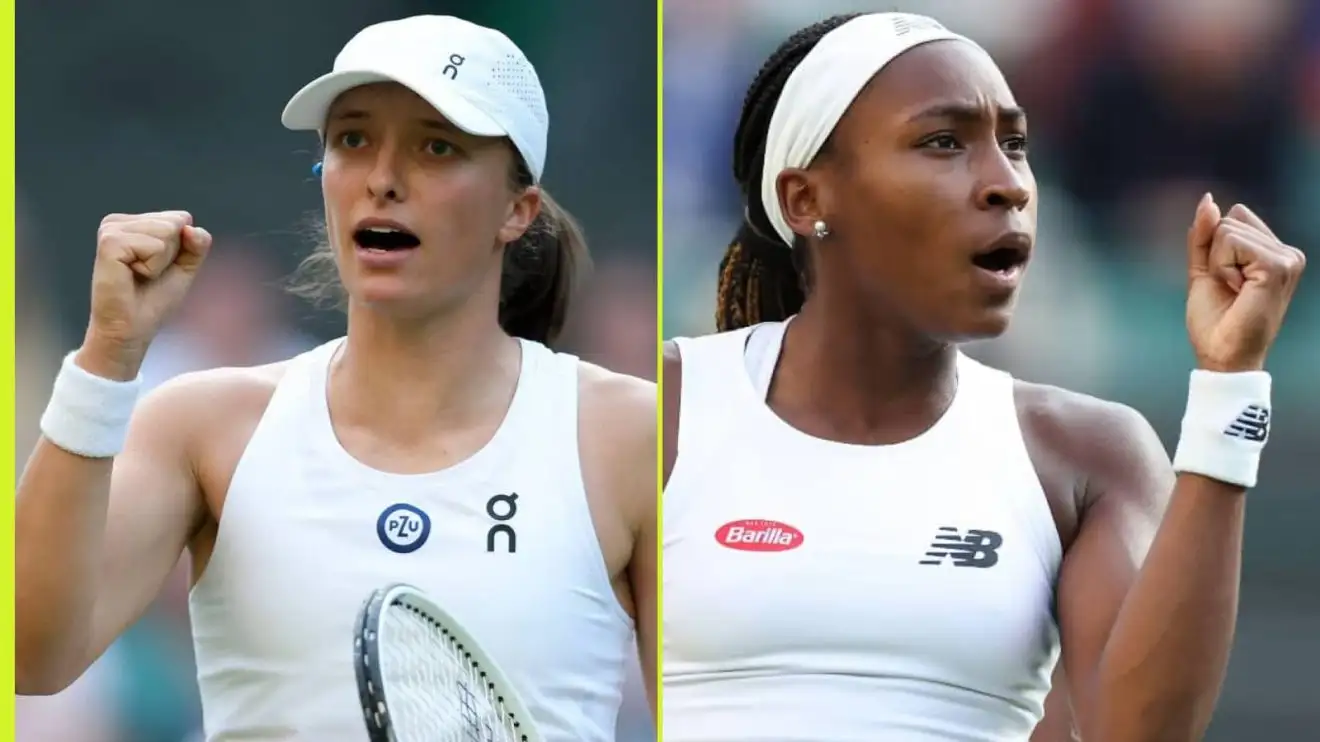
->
[279,14,550,183]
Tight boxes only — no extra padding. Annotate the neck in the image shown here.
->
[776,291,958,443]
[329,302,521,438]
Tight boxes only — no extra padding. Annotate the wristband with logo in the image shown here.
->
[1171,369,1271,489]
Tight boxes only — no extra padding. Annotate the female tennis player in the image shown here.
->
[662,12,1304,742]
[16,15,656,742]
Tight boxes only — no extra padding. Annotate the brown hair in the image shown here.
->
[715,13,860,332]
[288,153,590,347]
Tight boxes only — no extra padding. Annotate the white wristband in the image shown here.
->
[1171,369,1272,489]
[39,352,143,459]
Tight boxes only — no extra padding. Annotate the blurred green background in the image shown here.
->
[663,0,1320,739]
[16,1,656,741]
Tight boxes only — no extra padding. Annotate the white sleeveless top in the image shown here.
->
[663,321,1062,742]
[189,338,634,741]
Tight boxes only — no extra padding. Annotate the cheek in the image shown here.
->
[843,159,961,260]
[320,168,357,239]
[416,173,508,239]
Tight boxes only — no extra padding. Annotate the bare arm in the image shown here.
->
[661,341,681,487]
[630,468,659,718]
[1051,394,1242,742]
[16,356,211,695]
[1029,665,1079,742]
[579,364,659,718]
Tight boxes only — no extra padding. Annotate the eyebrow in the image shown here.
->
[905,103,1027,126]
[328,110,462,133]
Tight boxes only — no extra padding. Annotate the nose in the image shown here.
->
[366,139,407,203]
[974,151,1031,212]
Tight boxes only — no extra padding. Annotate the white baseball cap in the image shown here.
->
[281,15,549,182]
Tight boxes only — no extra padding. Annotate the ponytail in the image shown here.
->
[498,188,588,346]
[717,12,860,332]
[715,217,806,331]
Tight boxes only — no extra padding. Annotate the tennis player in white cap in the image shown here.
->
[16,15,656,741]
[662,11,1303,742]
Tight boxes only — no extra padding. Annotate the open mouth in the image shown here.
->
[971,235,1030,274]
[354,226,420,252]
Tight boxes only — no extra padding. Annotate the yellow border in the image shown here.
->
[1,0,16,736]
[653,0,665,738]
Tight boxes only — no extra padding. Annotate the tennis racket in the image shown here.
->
[353,583,542,742]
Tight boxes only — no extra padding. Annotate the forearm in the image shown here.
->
[1091,473,1245,741]
[15,342,144,694]
[15,439,114,694]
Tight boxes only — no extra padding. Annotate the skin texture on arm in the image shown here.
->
[15,368,269,694]
[578,362,659,718]
[1024,383,1244,742]
[1029,665,1079,742]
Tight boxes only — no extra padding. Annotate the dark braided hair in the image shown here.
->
[715,13,861,332]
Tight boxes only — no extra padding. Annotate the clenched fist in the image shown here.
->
[1186,194,1306,373]
[77,211,213,381]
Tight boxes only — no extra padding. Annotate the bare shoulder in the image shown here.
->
[577,360,657,523]
[142,361,287,416]
[133,361,291,450]
[661,341,682,484]
[1014,380,1155,450]
[662,340,681,369]
[580,359,657,427]
[1013,379,1172,506]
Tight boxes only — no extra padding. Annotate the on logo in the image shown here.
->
[486,493,518,553]
[377,503,431,554]
[442,53,465,80]
[919,526,1002,568]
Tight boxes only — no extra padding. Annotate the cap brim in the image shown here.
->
[280,67,506,138]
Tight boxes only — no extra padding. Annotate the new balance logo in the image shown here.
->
[1224,405,1270,443]
[919,527,1002,568]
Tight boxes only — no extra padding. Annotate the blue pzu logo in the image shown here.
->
[377,503,431,554]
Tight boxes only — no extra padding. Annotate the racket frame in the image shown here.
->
[353,582,543,742]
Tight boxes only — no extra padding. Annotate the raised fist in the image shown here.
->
[79,210,213,380]
[1185,194,1306,373]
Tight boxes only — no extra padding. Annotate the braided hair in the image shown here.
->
[715,14,861,331]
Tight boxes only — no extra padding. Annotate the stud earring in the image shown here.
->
[812,220,830,239]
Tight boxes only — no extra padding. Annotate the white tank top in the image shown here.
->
[189,338,634,741]
[663,321,1062,742]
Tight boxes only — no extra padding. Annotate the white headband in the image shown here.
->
[759,13,984,246]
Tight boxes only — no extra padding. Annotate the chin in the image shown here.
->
[347,281,437,318]
[351,276,414,305]
[942,307,1016,344]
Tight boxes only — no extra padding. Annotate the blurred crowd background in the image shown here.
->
[16,0,656,741]
[664,0,1320,738]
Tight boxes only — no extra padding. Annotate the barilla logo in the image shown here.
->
[715,519,804,552]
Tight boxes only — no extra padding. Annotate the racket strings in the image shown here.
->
[382,601,527,742]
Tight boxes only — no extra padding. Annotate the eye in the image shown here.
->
[335,130,367,149]
[1002,135,1030,157]
[921,133,962,151]
[425,139,456,157]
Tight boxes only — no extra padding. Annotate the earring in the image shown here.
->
[312,161,323,177]
[812,220,830,239]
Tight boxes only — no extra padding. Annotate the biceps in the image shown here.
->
[88,428,202,663]
[1055,499,1148,729]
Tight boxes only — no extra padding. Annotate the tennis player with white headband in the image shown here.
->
[662,12,1304,742]
[17,14,656,741]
